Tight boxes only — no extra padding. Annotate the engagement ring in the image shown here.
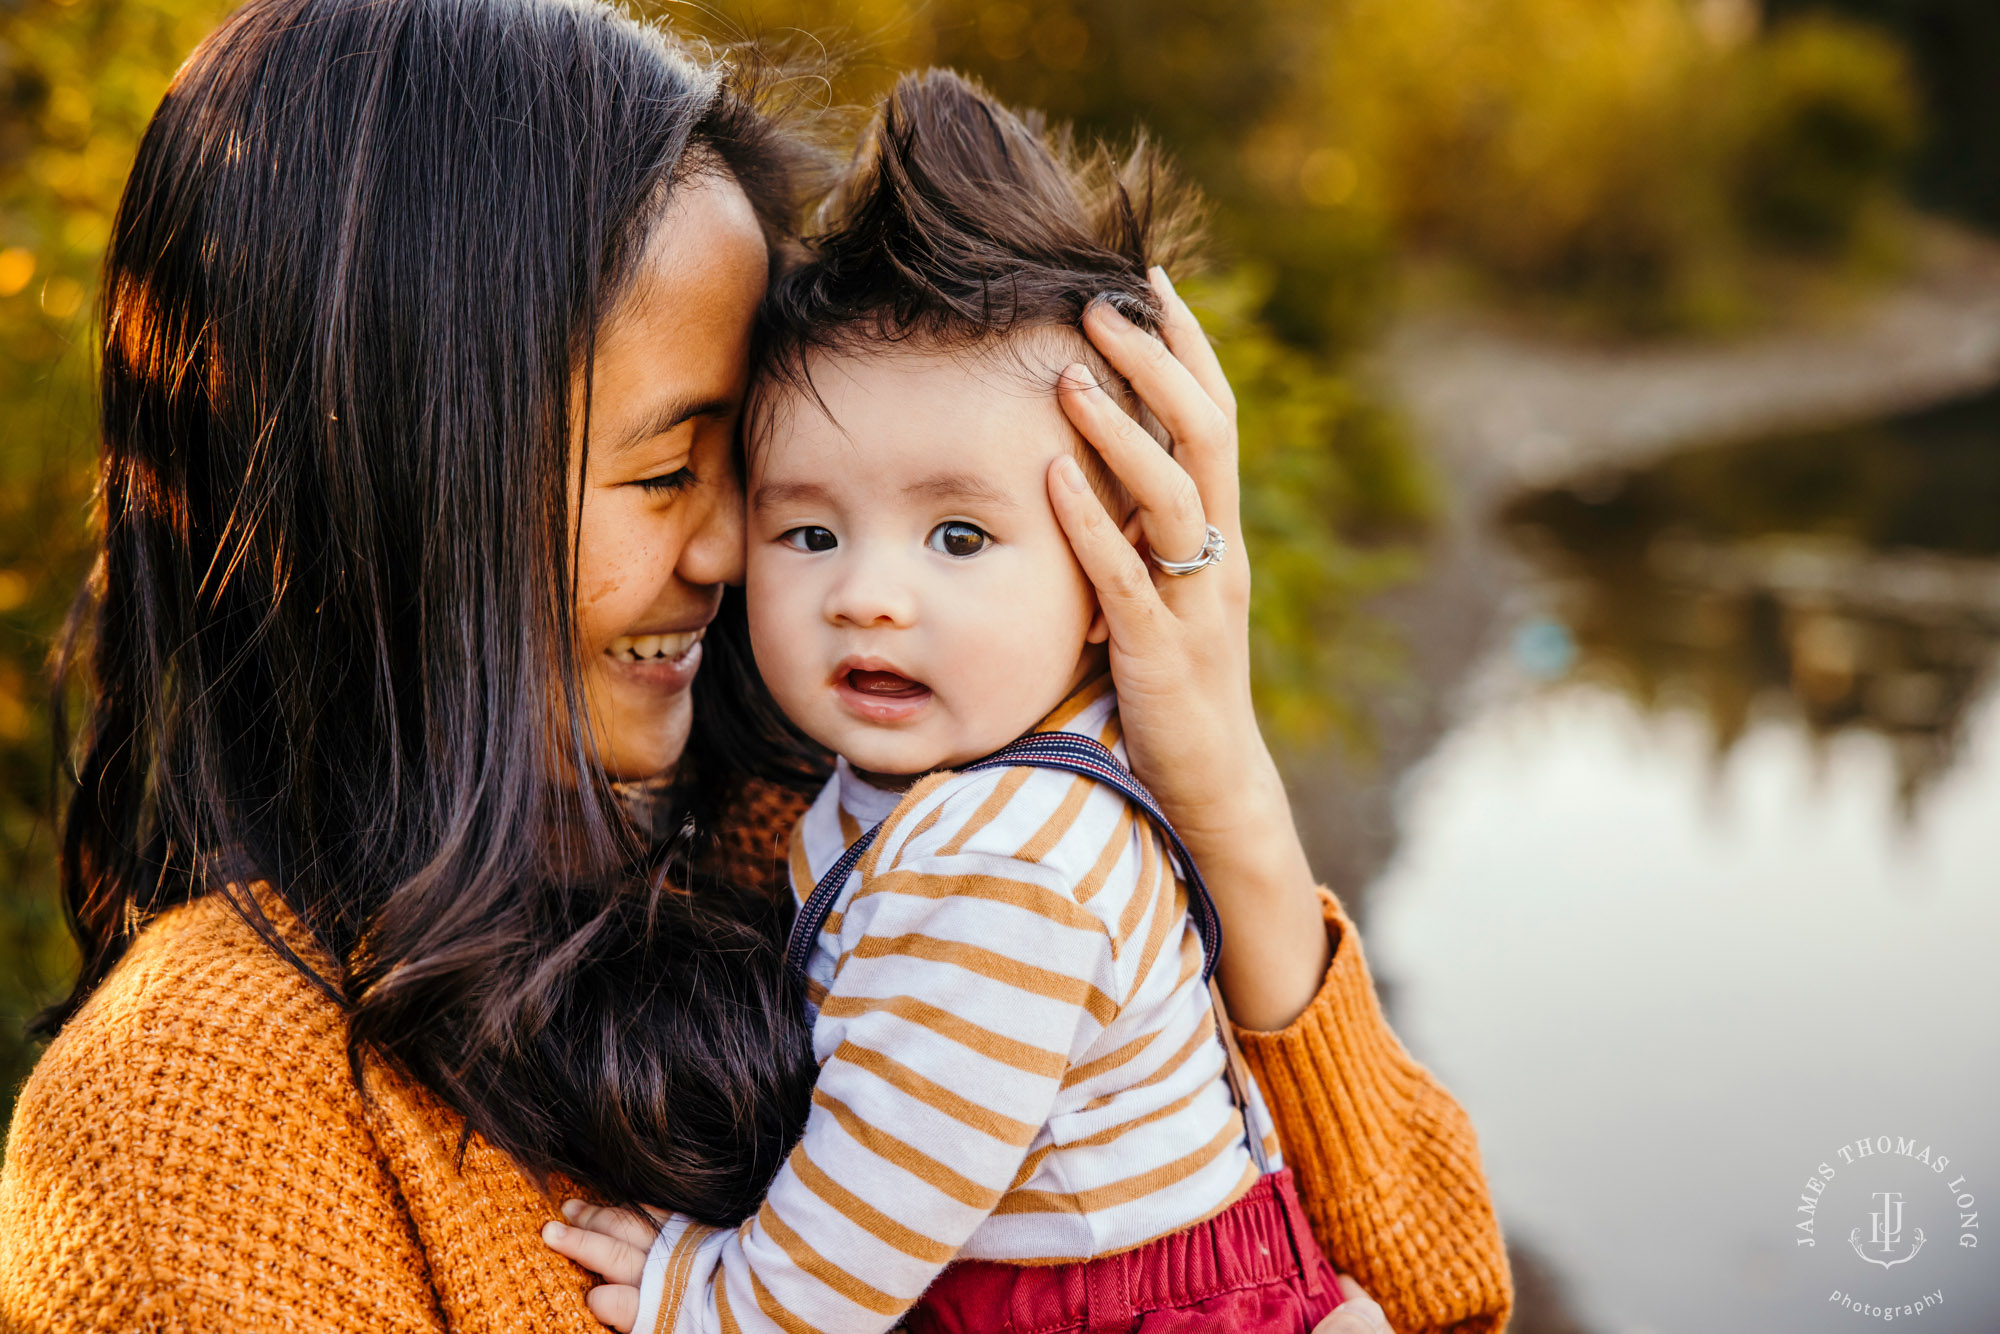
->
[1150,525,1227,576]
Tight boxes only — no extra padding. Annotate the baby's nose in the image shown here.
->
[825,565,920,628]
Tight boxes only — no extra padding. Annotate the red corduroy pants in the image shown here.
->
[903,1170,1343,1333]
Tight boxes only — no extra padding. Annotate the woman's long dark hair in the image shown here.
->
[46,0,825,1223]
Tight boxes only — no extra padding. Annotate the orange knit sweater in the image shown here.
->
[0,802,1510,1333]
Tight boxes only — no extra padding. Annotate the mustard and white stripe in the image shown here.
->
[638,679,1280,1334]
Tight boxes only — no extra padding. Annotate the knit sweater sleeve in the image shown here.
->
[1233,890,1514,1334]
[0,896,446,1334]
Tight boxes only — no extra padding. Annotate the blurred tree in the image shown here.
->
[673,0,1402,350]
[1730,13,1921,252]
[0,0,231,1135]
[1768,0,2000,231]
[1311,0,1919,330]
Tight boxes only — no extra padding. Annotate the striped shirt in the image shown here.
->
[639,678,1280,1334]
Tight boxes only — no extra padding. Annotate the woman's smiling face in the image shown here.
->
[571,171,767,781]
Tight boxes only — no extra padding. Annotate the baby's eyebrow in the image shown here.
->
[752,479,837,510]
[903,471,1020,509]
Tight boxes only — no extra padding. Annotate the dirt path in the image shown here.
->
[1377,224,2000,501]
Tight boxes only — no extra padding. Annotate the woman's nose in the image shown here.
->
[676,465,746,588]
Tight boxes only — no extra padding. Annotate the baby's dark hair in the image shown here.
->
[755,68,1202,444]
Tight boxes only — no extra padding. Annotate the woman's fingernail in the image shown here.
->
[1089,294,1133,327]
[544,1220,566,1241]
[1063,362,1102,395]
[562,1199,583,1220]
[1058,457,1089,492]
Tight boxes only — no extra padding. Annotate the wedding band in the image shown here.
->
[1150,525,1226,576]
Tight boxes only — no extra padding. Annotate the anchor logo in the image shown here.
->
[1849,1190,1926,1270]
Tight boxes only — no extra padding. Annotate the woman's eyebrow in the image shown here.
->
[609,394,734,454]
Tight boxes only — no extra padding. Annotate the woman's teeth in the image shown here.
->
[606,629,704,663]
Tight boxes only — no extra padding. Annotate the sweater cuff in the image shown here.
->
[1231,889,1430,1177]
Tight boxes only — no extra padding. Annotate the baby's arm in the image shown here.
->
[554,789,1123,1334]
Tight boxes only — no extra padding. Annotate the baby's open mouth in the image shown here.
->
[844,668,930,699]
[606,629,704,663]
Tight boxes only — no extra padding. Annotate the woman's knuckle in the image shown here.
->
[1112,558,1153,600]
[1170,475,1204,525]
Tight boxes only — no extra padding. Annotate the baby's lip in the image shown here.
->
[832,657,934,722]
[832,657,928,693]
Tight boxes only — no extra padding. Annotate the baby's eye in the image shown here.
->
[927,521,992,558]
[781,526,838,553]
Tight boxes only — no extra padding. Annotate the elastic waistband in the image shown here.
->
[911,1169,1329,1333]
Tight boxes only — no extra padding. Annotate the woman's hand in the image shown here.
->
[543,1200,656,1332]
[1050,268,1328,1031]
[1318,1275,1398,1333]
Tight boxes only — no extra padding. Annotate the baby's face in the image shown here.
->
[745,344,1103,780]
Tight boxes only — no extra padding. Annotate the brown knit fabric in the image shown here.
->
[698,778,812,898]
[0,832,1509,1332]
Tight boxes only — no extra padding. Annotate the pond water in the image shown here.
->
[1362,391,2000,1332]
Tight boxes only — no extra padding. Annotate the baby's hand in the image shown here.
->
[543,1198,660,1332]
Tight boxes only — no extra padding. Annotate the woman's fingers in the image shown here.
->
[1057,365,1212,568]
[1148,268,1236,419]
[1046,456,1169,651]
[585,1284,641,1334]
[1081,287,1242,542]
[1082,296,1229,459]
[1315,1275,1396,1334]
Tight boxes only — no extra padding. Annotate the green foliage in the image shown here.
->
[1767,0,2000,233]
[670,0,1401,354]
[1731,15,1921,251]
[1189,272,1428,745]
[0,0,234,1123]
[1312,0,1920,330]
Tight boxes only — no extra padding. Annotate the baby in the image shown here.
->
[553,70,1343,1334]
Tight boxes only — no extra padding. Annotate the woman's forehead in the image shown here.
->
[583,174,768,444]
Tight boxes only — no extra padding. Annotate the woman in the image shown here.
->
[0,1,1509,1330]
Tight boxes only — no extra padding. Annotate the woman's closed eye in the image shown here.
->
[927,521,992,558]
[631,466,697,495]
[781,525,838,553]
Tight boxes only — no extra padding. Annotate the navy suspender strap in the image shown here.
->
[784,823,883,996]
[784,731,1273,1176]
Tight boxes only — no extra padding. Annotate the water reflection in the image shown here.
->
[1500,389,2000,810]
[1366,390,2000,1333]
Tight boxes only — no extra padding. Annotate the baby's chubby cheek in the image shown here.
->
[744,563,822,720]
[930,599,1090,745]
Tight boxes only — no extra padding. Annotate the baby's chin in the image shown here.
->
[831,722,1017,789]
[838,738,969,790]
